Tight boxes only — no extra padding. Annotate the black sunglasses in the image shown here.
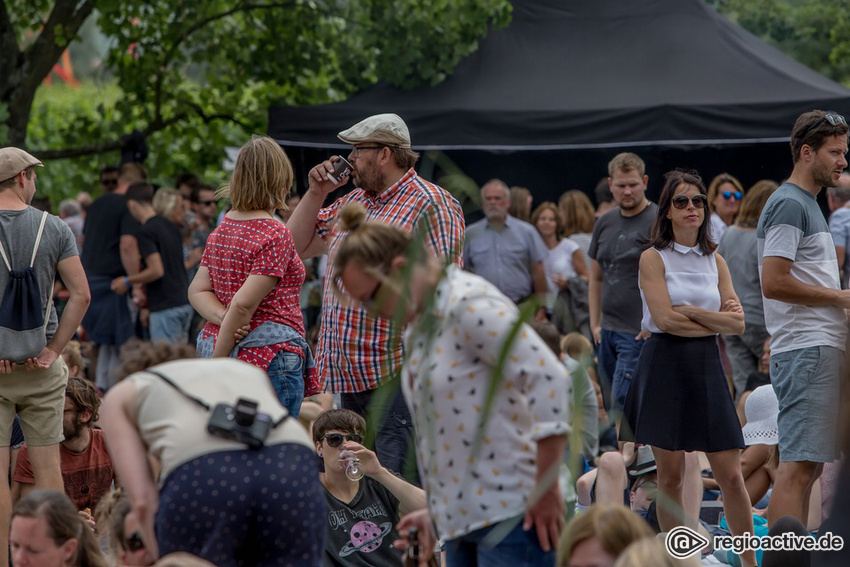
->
[124,532,146,553]
[101,178,118,186]
[671,194,708,210]
[323,433,364,448]
[199,200,216,206]
[801,112,847,139]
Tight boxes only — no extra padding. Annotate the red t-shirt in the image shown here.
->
[200,217,306,371]
[14,429,115,511]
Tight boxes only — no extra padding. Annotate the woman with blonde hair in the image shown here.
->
[331,202,571,566]
[189,136,317,417]
[556,503,653,567]
[10,490,108,567]
[707,173,745,241]
[614,538,700,567]
[717,180,779,401]
[509,186,533,222]
[558,190,596,261]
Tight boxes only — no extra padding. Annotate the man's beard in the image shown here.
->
[484,208,506,222]
[355,165,387,194]
[63,417,84,441]
[813,160,838,188]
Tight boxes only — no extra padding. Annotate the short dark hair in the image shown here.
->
[125,182,154,204]
[312,409,366,445]
[528,320,562,356]
[65,376,101,424]
[190,184,216,203]
[594,177,613,204]
[790,110,849,163]
[176,172,200,190]
[100,166,119,177]
[648,169,715,255]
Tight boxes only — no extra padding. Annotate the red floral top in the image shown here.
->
[200,217,320,395]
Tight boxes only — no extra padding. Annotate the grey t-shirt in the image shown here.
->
[757,182,846,354]
[588,203,658,334]
[0,207,77,339]
[717,226,764,327]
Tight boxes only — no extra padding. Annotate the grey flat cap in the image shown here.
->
[338,113,411,148]
[0,147,43,183]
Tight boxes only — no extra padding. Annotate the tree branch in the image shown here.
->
[22,0,95,94]
[0,1,19,92]
[152,1,297,128]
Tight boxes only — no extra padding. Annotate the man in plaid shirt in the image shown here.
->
[288,114,465,475]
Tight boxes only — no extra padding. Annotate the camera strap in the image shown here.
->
[144,369,289,428]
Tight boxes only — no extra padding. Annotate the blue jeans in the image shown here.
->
[443,518,554,567]
[341,380,415,482]
[267,351,304,419]
[597,329,645,413]
[149,304,194,343]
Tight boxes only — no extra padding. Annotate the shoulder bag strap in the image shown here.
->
[29,211,48,268]
[0,240,10,272]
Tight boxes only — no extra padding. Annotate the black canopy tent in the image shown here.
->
[268,0,850,205]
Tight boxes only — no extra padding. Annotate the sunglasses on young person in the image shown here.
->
[124,532,146,553]
[322,433,364,448]
[199,199,216,206]
[721,190,742,201]
[671,194,708,210]
[101,178,118,187]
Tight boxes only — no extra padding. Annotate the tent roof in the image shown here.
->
[269,0,850,150]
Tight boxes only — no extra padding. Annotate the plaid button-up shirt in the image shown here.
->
[315,169,465,393]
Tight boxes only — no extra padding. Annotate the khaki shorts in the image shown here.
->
[0,358,68,447]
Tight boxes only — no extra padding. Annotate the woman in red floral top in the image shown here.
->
[189,136,318,417]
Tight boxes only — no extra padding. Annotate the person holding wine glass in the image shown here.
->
[314,409,427,567]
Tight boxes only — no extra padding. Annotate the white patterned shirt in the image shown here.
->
[402,266,571,540]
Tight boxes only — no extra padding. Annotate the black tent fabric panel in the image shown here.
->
[268,0,850,149]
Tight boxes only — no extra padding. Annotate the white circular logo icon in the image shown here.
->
[665,526,709,559]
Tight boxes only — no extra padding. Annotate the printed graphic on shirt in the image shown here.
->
[329,502,393,558]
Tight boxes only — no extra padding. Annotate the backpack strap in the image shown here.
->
[0,239,10,271]
[29,211,48,268]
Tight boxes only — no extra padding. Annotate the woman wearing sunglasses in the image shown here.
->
[313,409,427,566]
[620,170,756,567]
[707,173,745,241]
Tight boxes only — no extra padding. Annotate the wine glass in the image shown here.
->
[339,449,364,481]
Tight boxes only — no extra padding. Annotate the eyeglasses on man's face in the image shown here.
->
[101,178,118,187]
[349,146,384,160]
[671,194,708,210]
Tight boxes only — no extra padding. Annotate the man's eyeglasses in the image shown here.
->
[101,178,118,187]
[721,190,742,201]
[671,194,708,210]
[350,146,384,159]
[801,112,847,140]
[198,200,216,206]
[322,433,364,448]
[124,532,146,553]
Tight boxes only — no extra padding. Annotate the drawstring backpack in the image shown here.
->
[0,211,51,363]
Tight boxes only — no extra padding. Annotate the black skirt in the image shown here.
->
[620,333,744,453]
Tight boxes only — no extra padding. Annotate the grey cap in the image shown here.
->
[337,113,411,148]
[0,147,43,183]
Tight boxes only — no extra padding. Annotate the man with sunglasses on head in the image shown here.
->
[759,110,850,528]
[288,114,465,479]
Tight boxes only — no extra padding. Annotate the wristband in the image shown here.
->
[123,276,130,289]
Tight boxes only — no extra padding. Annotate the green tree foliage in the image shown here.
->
[708,0,850,85]
[1,0,511,202]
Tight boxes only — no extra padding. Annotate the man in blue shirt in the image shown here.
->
[464,179,548,314]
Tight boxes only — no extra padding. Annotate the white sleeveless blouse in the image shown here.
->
[640,243,721,334]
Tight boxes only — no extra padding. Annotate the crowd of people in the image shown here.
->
[0,108,849,567]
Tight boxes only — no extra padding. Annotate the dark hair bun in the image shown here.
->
[339,203,367,231]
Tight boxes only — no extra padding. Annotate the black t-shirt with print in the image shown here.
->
[137,216,189,312]
[322,476,403,567]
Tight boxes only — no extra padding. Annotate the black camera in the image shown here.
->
[207,398,273,448]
